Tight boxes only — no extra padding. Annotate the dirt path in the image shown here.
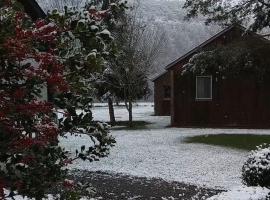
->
[70,170,223,200]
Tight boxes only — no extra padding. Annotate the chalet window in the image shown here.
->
[164,86,171,99]
[196,76,212,100]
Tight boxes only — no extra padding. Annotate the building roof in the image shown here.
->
[151,24,270,82]
[165,24,238,70]
[18,0,46,20]
[152,25,236,81]
[151,71,168,82]
[165,24,270,71]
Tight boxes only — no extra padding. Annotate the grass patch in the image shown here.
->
[109,121,151,130]
[184,134,270,150]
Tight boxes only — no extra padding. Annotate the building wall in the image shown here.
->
[154,72,171,116]
[172,74,270,128]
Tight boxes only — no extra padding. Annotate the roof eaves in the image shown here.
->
[165,24,236,70]
[151,71,168,82]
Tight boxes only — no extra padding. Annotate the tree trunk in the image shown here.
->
[108,97,116,126]
[102,0,110,10]
[116,99,120,106]
[128,101,133,127]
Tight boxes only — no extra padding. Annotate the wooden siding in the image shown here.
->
[173,74,270,128]
[154,72,171,116]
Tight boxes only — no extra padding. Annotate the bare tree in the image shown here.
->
[106,3,167,126]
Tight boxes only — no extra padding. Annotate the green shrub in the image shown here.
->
[242,145,270,187]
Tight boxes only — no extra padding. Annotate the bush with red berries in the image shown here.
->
[0,0,126,199]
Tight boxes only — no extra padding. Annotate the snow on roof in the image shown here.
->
[153,24,270,82]
[151,71,168,82]
[165,24,237,70]
[164,24,270,71]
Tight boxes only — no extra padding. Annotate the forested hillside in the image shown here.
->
[137,0,220,74]
[37,0,220,75]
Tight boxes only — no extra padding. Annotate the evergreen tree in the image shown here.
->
[47,0,126,127]
[182,41,270,81]
[183,0,270,31]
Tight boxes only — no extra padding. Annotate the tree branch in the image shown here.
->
[258,0,270,7]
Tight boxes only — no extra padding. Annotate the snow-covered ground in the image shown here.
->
[208,186,270,200]
[60,103,270,190]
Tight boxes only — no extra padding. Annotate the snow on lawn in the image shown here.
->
[60,102,270,190]
[207,186,270,200]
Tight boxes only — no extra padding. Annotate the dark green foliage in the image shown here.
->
[183,0,270,31]
[242,145,270,187]
[182,41,270,82]
[0,144,68,199]
[184,134,270,150]
[110,121,151,130]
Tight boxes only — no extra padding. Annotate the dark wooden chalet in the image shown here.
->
[153,24,270,128]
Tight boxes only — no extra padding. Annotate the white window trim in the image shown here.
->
[196,75,213,101]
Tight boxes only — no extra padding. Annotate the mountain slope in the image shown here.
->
[137,0,220,73]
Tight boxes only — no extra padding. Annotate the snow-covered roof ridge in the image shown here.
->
[152,24,236,81]
[164,24,236,70]
[163,24,270,72]
[151,71,168,82]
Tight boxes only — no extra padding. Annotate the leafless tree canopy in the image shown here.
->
[104,1,166,125]
[114,2,167,77]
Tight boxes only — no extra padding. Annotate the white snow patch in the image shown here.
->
[6,189,92,200]
[90,25,99,31]
[207,186,270,200]
[99,29,111,36]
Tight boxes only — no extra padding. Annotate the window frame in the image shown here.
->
[195,75,213,101]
